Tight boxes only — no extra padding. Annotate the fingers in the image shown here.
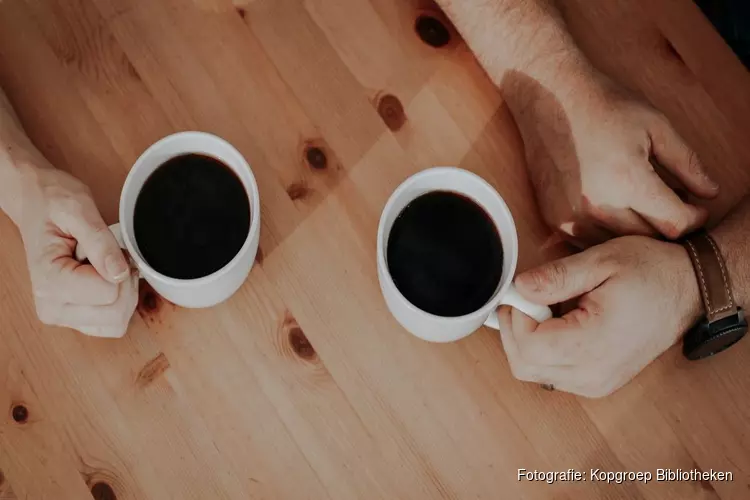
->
[588,207,658,238]
[631,171,708,239]
[61,201,129,284]
[649,117,719,199]
[36,273,139,337]
[497,306,591,395]
[497,305,618,398]
[513,247,616,305]
[498,305,590,365]
[36,254,120,306]
[561,221,614,249]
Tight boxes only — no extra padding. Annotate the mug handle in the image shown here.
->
[74,223,142,278]
[484,283,552,329]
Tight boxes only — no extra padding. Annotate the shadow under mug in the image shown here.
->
[75,131,261,308]
[377,167,552,343]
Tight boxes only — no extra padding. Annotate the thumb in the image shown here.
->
[514,246,614,305]
[68,210,129,284]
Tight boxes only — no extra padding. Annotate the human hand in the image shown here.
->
[15,164,138,338]
[508,73,719,247]
[497,236,702,398]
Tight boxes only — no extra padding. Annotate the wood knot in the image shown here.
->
[236,6,247,19]
[376,94,406,131]
[286,181,311,201]
[281,312,317,361]
[91,482,117,500]
[137,281,165,316]
[142,291,158,311]
[135,352,170,388]
[305,146,328,170]
[415,15,451,48]
[300,138,340,172]
[289,327,316,360]
[11,404,28,424]
[139,282,158,310]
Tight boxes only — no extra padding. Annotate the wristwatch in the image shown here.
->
[681,231,747,360]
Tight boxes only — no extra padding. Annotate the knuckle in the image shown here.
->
[593,244,623,273]
[663,218,688,239]
[544,261,568,290]
[88,220,111,241]
[54,193,87,217]
[101,286,120,305]
[525,262,567,293]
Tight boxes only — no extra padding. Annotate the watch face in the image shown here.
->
[690,326,747,359]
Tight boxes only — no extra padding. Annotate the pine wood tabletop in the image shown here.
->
[1,0,749,499]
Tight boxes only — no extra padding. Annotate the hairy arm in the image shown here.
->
[711,196,750,309]
[435,0,597,101]
[437,0,716,246]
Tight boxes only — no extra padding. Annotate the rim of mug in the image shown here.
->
[119,131,261,287]
[377,166,520,325]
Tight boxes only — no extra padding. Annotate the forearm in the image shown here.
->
[436,0,600,104]
[710,196,750,310]
[0,87,49,226]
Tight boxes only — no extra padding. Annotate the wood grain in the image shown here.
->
[1,0,749,499]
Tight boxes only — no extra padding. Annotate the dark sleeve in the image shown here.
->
[695,0,750,69]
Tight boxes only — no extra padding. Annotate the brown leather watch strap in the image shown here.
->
[682,231,738,322]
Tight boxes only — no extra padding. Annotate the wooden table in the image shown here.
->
[1,0,750,498]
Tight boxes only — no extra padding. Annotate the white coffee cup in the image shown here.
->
[76,131,260,308]
[377,167,552,343]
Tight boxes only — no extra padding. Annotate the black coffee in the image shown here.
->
[133,153,250,280]
[386,191,503,317]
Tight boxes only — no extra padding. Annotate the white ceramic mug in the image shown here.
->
[76,131,260,308]
[377,167,552,343]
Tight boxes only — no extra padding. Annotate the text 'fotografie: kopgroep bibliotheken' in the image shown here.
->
[518,468,733,485]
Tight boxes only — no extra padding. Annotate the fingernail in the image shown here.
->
[105,254,129,282]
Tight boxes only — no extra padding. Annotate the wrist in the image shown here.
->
[0,157,45,227]
[709,224,747,310]
[502,57,615,142]
[675,242,706,333]
[502,51,600,110]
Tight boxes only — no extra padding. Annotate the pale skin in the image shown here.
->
[499,200,750,398]
[0,1,746,396]
[0,88,138,338]
[435,0,720,244]
[435,0,748,397]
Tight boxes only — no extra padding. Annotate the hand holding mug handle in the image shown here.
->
[74,223,141,278]
[484,284,552,328]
